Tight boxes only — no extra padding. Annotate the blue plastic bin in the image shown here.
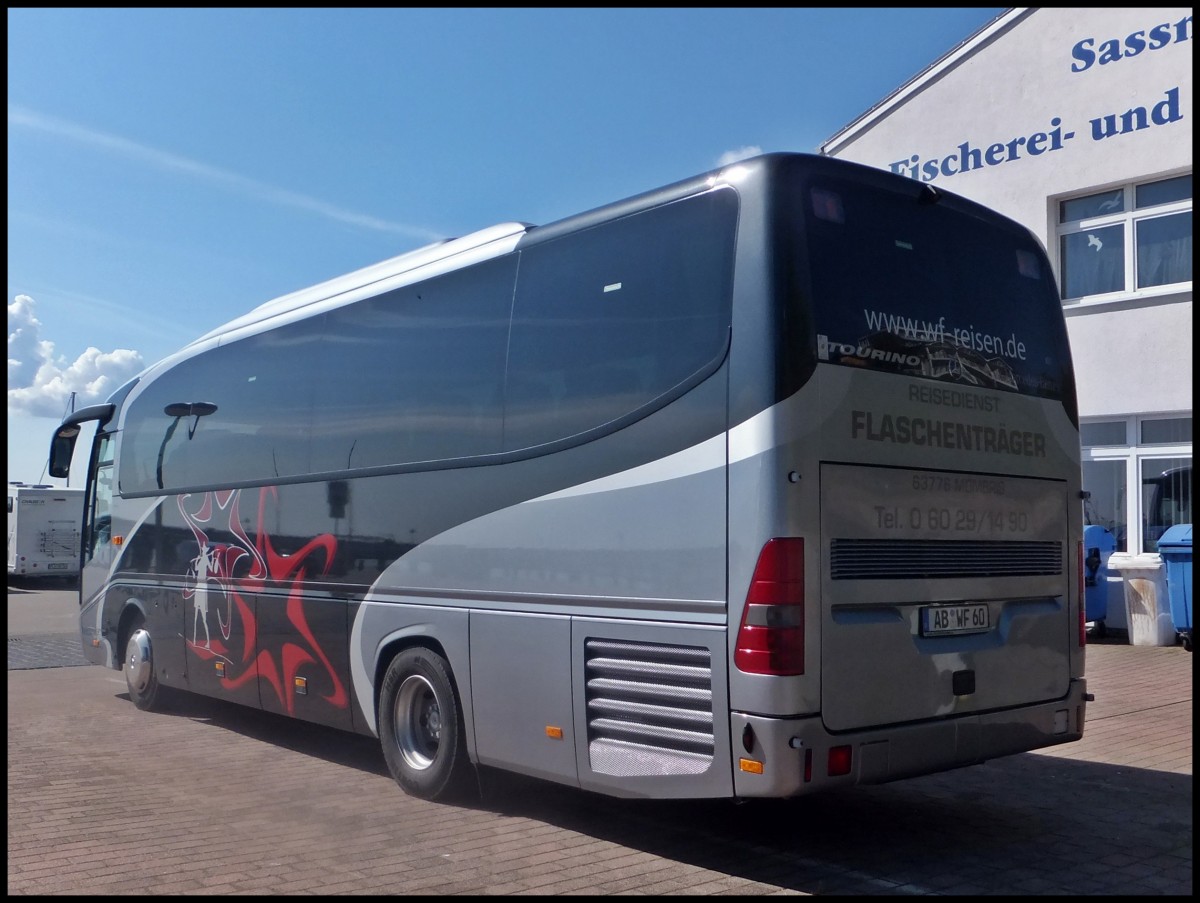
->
[1157,524,1192,651]
[1083,524,1116,634]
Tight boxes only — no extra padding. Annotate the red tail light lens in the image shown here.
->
[734,538,805,675]
[828,745,853,777]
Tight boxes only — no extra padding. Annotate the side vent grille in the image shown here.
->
[831,539,1063,580]
[584,638,714,777]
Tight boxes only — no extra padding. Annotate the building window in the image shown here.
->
[1082,415,1192,553]
[1142,417,1193,445]
[1057,174,1192,302]
[1080,420,1127,447]
[1142,457,1191,553]
[1083,458,1126,548]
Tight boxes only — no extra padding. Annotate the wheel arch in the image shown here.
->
[357,608,475,757]
[374,633,457,723]
[115,598,151,671]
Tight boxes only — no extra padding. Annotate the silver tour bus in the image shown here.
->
[50,152,1088,802]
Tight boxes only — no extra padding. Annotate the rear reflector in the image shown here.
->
[734,538,805,675]
[828,745,852,777]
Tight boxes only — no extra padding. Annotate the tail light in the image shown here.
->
[1077,541,1087,647]
[734,538,805,675]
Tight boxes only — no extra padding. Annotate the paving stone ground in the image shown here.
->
[7,585,1192,896]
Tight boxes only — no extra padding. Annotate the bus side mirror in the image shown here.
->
[48,427,80,479]
[47,402,115,480]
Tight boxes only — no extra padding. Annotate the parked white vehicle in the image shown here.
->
[7,482,85,579]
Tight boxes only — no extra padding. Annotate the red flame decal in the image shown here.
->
[179,487,347,715]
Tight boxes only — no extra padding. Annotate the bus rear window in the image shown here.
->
[803,178,1073,403]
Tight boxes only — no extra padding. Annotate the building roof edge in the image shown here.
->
[819,8,1033,156]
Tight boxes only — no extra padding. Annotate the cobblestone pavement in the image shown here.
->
[7,634,91,670]
[7,618,1192,894]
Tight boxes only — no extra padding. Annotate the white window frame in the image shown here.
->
[1081,414,1192,554]
[1055,172,1192,307]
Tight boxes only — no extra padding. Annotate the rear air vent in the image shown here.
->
[830,539,1062,580]
[584,638,714,777]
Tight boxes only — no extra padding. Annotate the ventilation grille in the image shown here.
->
[584,638,714,777]
[830,539,1063,580]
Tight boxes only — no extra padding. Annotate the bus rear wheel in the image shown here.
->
[379,647,473,802]
[123,614,164,711]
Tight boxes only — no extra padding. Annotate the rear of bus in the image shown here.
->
[726,154,1087,797]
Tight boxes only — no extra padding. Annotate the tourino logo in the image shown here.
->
[817,331,1020,392]
[819,335,921,368]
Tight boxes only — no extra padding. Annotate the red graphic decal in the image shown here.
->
[178,487,347,715]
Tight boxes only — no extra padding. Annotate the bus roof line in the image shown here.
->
[188,221,533,346]
[187,155,785,348]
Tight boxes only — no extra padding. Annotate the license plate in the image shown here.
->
[921,603,990,637]
[47,563,69,570]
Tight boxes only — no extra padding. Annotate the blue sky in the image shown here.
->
[7,7,1004,484]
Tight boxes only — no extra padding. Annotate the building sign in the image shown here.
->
[887,13,1191,184]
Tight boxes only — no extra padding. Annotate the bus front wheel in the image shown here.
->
[379,647,473,802]
[123,614,164,711]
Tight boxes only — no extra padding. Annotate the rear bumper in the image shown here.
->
[731,677,1088,797]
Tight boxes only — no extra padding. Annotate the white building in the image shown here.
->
[821,7,1192,631]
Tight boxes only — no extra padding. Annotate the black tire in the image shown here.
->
[378,647,473,802]
[123,613,164,711]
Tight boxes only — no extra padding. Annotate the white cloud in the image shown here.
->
[717,146,764,166]
[8,294,145,418]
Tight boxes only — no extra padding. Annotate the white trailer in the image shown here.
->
[7,482,85,579]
